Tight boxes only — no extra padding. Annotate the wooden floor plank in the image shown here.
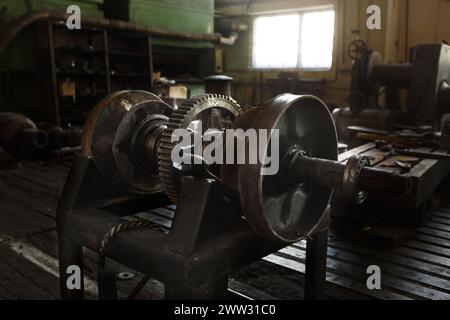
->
[0,244,60,299]
[279,246,449,300]
[404,240,450,258]
[11,166,65,189]
[329,237,450,279]
[392,247,450,268]
[0,160,449,300]
[410,233,450,249]
[416,227,450,241]
[0,189,58,219]
[432,212,450,220]
[0,170,62,198]
[293,242,450,293]
[0,257,54,299]
[426,222,450,232]
[295,242,450,297]
[265,253,411,300]
[431,217,450,226]
[0,196,55,230]
[5,168,63,191]
[0,209,42,239]
[0,285,17,299]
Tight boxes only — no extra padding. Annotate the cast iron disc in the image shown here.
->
[82,90,172,193]
[222,94,338,242]
[114,100,173,192]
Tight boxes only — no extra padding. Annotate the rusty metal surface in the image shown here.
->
[0,113,40,146]
[222,94,338,242]
[336,142,450,210]
[158,94,242,202]
[0,112,50,156]
[81,90,169,194]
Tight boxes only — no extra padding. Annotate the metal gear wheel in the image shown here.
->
[157,94,242,202]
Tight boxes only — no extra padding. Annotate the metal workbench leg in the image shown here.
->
[304,228,329,300]
[98,267,118,300]
[57,155,90,299]
[59,238,85,300]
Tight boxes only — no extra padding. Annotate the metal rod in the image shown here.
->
[289,156,412,195]
[369,63,413,88]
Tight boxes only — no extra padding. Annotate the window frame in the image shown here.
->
[250,5,336,72]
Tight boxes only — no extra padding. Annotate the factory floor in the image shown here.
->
[0,160,449,300]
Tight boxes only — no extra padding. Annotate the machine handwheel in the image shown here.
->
[348,39,368,60]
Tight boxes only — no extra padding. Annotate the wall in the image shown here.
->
[217,0,450,108]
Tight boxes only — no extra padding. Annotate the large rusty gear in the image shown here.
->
[158,94,242,202]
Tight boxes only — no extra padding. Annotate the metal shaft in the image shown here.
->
[369,63,413,88]
[289,156,412,195]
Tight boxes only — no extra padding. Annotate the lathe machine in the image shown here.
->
[333,41,450,147]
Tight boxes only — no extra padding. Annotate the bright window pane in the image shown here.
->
[252,14,300,69]
[300,10,335,70]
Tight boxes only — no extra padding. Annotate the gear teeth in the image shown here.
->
[157,94,241,203]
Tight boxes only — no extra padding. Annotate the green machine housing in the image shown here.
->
[104,0,214,35]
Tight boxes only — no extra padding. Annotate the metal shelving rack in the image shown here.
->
[36,21,153,127]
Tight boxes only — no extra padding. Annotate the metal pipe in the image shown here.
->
[369,63,413,88]
[0,11,237,59]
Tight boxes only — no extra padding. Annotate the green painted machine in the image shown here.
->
[104,0,214,34]
[0,0,103,22]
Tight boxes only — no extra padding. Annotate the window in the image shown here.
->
[252,8,335,70]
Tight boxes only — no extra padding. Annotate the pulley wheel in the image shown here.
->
[222,94,338,242]
[158,94,241,202]
[82,90,172,193]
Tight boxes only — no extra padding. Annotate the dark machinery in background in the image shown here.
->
[0,112,82,166]
[330,40,450,243]
[57,90,413,299]
[0,8,237,128]
[333,40,450,147]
